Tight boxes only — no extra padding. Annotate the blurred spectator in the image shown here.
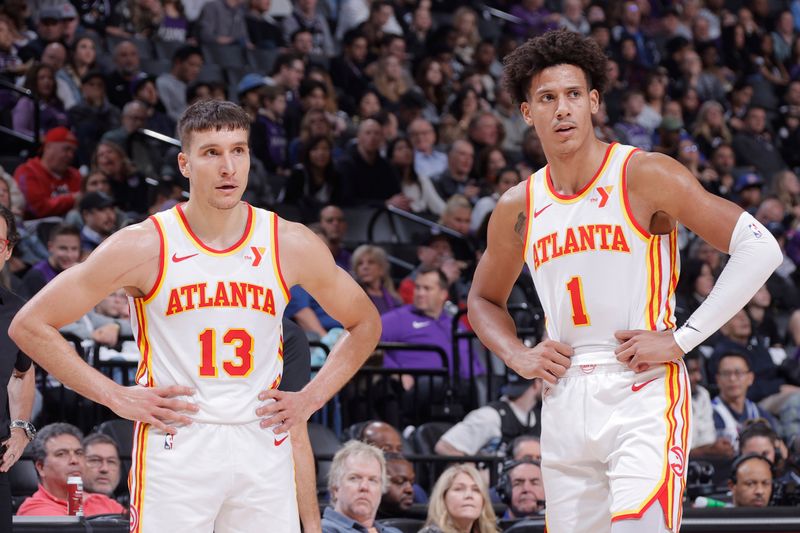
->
[686,350,735,459]
[17,423,124,516]
[371,55,411,111]
[90,140,149,216]
[397,233,464,304]
[57,36,98,111]
[105,40,142,110]
[729,454,773,508]
[474,146,507,191]
[745,285,781,347]
[388,136,445,216]
[674,258,715,329]
[130,73,176,137]
[78,192,118,252]
[358,420,402,454]
[251,85,289,176]
[693,101,732,159]
[285,136,341,221]
[419,464,497,533]
[712,350,779,452]
[732,107,787,183]
[156,45,203,123]
[612,0,657,68]
[498,458,545,519]
[246,0,285,50]
[337,0,402,42]
[322,440,401,533]
[351,244,402,315]
[414,58,450,122]
[157,0,190,42]
[613,91,652,151]
[319,205,351,270]
[335,118,406,208]
[81,433,121,499]
[675,49,726,104]
[468,113,504,163]
[14,126,80,219]
[436,375,541,457]
[739,420,787,468]
[559,0,589,35]
[381,266,483,390]
[433,140,478,203]
[330,30,370,114]
[471,167,521,234]
[197,0,252,47]
[357,1,400,57]
[12,63,67,138]
[68,70,121,167]
[734,172,765,213]
[510,0,560,39]
[282,0,334,57]
[20,224,80,298]
[18,6,64,63]
[0,15,25,78]
[377,453,415,519]
[408,118,447,180]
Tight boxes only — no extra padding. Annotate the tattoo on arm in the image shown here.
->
[514,212,527,238]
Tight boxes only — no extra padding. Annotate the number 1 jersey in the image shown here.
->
[130,203,289,424]
[522,143,679,364]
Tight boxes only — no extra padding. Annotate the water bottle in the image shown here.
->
[694,496,727,508]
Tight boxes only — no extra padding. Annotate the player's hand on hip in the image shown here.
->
[509,340,573,384]
[109,384,198,435]
[256,389,314,434]
[614,329,684,372]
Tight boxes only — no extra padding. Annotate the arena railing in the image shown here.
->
[0,77,39,153]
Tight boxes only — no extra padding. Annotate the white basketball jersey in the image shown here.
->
[130,203,289,424]
[523,143,679,364]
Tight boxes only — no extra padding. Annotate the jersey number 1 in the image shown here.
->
[198,328,254,378]
[566,276,591,326]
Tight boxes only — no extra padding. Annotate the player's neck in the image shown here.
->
[545,137,609,196]
[181,201,249,248]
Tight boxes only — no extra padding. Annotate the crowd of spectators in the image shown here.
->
[0,0,799,527]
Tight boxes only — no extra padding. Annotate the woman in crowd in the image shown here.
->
[772,170,800,227]
[371,55,412,111]
[387,136,445,216]
[415,57,449,121]
[56,36,97,110]
[674,257,715,326]
[639,69,667,132]
[285,135,341,222]
[91,140,148,216]
[471,166,521,233]
[693,100,732,158]
[13,63,67,138]
[474,146,507,189]
[350,244,402,316]
[420,464,498,533]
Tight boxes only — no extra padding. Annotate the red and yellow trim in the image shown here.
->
[271,212,290,303]
[175,202,254,256]
[133,299,155,387]
[544,142,617,203]
[663,230,679,329]
[141,216,167,303]
[522,175,534,262]
[619,148,649,242]
[128,421,150,533]
[612,363,684,527]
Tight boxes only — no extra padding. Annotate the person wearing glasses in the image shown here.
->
[712,351,779,453]
[81,433,122,500]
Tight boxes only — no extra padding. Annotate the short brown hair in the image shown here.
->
[177,99,250,150]
[502,29,608,105]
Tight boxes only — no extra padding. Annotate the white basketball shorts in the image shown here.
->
[541,359,691,533]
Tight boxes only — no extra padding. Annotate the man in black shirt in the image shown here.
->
[0,205,36,530]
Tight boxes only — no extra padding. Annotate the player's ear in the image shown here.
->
[589,89,600,114]
[520,101,534,127]
[177,152,190,178]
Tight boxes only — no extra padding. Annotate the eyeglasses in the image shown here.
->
[718,369,750,380]
[682,144,699,153]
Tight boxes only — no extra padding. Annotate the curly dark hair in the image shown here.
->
[502,29,609,105]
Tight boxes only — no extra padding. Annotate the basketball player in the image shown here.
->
[9,100,381,532]
[467,30,781,533]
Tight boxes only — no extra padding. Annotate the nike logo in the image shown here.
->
[411,321,430,329]
[274,434,289,446]
[172,252,199,263]
[685,324,701,333]
[533,204,552,218]
[631,378,658,392]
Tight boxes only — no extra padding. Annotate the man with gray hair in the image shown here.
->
[322,441,402,533]
[17,423,124,516]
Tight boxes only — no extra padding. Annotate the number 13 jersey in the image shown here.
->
[522,143,679,364]
[130,203,289,424]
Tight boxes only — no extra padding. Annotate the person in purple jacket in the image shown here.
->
[380,266,485,423]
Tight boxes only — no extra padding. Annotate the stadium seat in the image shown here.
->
[411,421,452,456]
[141,58,171,76]
[202,44,246,69]
[154,40,184,61]
[308,422,343,493]
[96,419,134,461]
[9,458,38,512]
[246,48,278,74]
[197,64,224,84]
[377,518,425,533]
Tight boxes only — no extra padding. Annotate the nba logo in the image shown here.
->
[748,223,763,238]
[164,434,174,450]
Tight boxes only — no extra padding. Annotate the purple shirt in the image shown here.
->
[510,4,559,38]
[381,305,485,379]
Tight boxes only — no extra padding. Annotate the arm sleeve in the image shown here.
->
[674,212,782,353]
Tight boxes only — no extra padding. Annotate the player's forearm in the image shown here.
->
[7,367,35,422]
[9,318,120,407]
[302,317,380,411]
[467,295,527,365]
[434,439,466,456]
[291,423,322,532]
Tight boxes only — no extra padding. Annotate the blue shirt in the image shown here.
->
[321,507,402,533]
[285,285,342,330]
[381,304,485,379]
